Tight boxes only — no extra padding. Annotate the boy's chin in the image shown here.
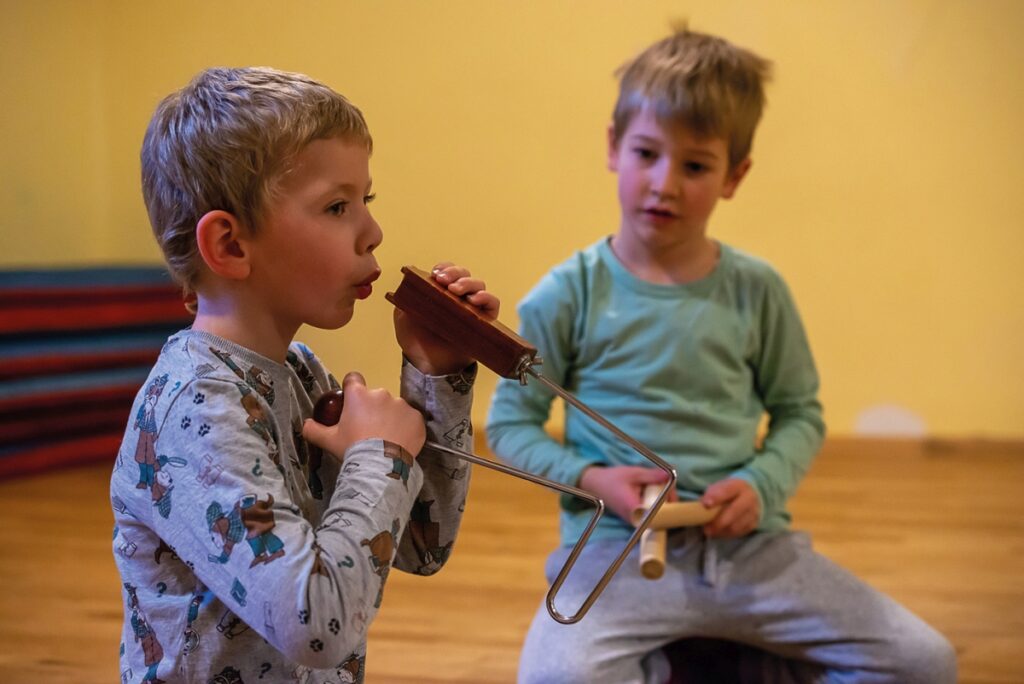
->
[308,305,356,331]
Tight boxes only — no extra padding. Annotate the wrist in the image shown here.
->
[406,355,471,377]
[577,463,605,490]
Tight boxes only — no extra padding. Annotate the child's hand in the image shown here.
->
[579,465,675,522]
[394,262,500,375]
[700,478,760,538]
[302,372,426,459]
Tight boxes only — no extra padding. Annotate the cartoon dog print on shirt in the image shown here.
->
[361,519,401,608]
[206,494,285,567]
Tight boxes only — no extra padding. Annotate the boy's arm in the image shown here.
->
[486,277,593,488]
[145,378,422,669]
[732,273,826,523]
[393,359,476,574]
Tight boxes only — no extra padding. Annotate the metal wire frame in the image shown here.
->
[430,358,676,624]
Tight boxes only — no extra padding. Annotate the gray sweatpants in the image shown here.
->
[519,529,956,684]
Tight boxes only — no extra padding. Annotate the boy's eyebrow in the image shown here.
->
[685,148,722,160]
[627,134,661,146]
[319,180,374,196]
[627,134,722,160]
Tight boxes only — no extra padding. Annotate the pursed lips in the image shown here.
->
[355,270,381,300]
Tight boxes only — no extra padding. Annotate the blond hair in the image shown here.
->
[612,27,772,169]
[141,67,372,301]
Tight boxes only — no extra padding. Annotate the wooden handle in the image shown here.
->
[638,484,666,579]
[630,500,721,530]
[385,266,538,379]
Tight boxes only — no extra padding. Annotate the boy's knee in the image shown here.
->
[519,659,591,684]
[519,640,630,684]
[888,625,957,684]
[519,651,602,684]
[911,631,957,684]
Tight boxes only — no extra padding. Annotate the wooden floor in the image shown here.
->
[1,438,1022,683]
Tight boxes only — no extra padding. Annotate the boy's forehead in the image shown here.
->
[278,136,372,189]
[623,109,729,154]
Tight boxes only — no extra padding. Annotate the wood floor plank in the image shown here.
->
[1,439,1021,682]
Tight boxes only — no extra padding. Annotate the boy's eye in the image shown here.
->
[327,201,348,216]
[684,162,708,174]
[633,147,656,160]
[363,193,376,205]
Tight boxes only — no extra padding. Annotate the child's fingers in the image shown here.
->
[427,263,500,316]
[465,290,500,318]
[431,262,465,285]
[626,467,673,494]
[633,467,672,484]
[431,261,456,273]
[301,419,331,448]
[446,276,486,296]
[702,479,759,537]
[705,505,757,538]
[342,371,366,391]
[700,478,740,507]
[706,499,740,532]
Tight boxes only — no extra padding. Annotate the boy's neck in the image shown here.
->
[609,233,720,285]
[192,294,297,363]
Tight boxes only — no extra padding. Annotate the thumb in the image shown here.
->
[635,468,672,484]
[302,419,331,449]
[342,371,367,390]
[701,479,736,507]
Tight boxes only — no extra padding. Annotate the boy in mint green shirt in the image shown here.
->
[487,27,955,683]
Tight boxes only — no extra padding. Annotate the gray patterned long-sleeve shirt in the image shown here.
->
[111,329,475,683]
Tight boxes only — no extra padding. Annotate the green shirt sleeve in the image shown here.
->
[486,265,594,489]
[733,269,825,524]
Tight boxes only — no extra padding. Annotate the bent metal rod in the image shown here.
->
[366,266,677,624]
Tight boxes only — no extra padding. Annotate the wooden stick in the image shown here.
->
[638,485,667,579]
[630,500,721,530]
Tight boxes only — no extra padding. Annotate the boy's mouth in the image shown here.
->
[355,270,381,300]
[643,206,677,219]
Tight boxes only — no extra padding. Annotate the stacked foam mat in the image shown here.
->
[0,267,192,478]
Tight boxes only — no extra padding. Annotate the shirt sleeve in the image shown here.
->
[393,358,476,574]
[486,268,595,488]
[148,376,423,669]
[733,271,826,524]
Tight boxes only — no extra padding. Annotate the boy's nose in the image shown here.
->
[362,216,383,254]
[650,162,682,197]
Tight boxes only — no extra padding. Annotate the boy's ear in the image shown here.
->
[722,158,752,199]
[195,210,252,280]
[606,124,620,172]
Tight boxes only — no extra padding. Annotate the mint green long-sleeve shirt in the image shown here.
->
[486,238,825,545]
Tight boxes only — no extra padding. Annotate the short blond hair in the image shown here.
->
[612,27,772,169]
[141,67,372,300]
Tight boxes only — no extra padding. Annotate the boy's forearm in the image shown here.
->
[278,441,423,663]
[734,407,825,521]
[744,273,825,522]
[486,415,593,487]
[393,360,475,574]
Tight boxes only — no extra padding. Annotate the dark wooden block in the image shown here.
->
[385,266,537,379]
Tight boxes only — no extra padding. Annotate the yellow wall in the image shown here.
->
[3,0,1022,438]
